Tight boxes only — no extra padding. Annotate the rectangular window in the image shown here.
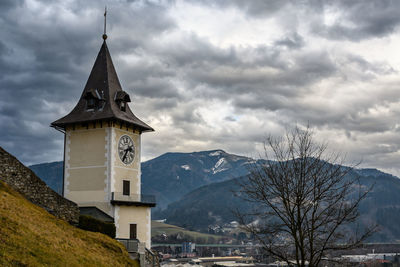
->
[130,224,137,239]
[123,180,130,196]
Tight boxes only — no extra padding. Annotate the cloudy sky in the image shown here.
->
[1,0,399,176]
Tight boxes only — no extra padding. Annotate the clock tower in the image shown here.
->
[51,31,155,248]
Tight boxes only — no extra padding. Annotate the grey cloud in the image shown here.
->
[132,1,400,176]
[284,104,399,134]
[131,77,181,99]
[224,116,237,122]
[232,93,290,111]
[198,0,400,41]
[194,0,288,18]
[344,55,396,76]
[186,50,337,103]
[170,104,205,126]
[105,2,176,52]
[274,32,305,49]
[0,0,22,11]
[115,55,179,101]
[0,41,11,58]
[141,98,179,110]
[0,110,64,164]
[158,34,238,68]
[0,0,176,165]
[311,1,400,41]
[228,0,288,17]
[0,0,399,177]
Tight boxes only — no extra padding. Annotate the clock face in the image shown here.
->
[118,135,135,165]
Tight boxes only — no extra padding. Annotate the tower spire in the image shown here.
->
[103,6,107,40]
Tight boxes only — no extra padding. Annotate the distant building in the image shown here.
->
[181,242,196,257]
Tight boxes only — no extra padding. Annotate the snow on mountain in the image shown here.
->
[209,150,223,156]
[181,165,191,171]
[212,158,229,174]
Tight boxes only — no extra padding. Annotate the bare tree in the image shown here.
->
[236,126,376,267]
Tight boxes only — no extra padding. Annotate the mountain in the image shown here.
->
[28,150,400,241]
[0,180,134,266]
[153,176,244,231]
[154,167,400,242]
[29,161,63,195]
[141,150,264,208]
[29,149,264,209]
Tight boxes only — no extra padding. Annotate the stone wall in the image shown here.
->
[0,146,79,224]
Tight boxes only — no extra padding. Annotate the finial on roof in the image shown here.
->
[103,6,107,40]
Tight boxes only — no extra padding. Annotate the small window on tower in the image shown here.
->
[123,180,130,196]
[87,98,96,109]
[115,91,131,113]
[130,224,137,239]
[97,89,105,110]
[120,101,126,112]
[84,89,99,111]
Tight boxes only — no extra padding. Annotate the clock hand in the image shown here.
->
[122,149,129,161]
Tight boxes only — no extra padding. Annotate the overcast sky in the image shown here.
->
[0,0,399,176]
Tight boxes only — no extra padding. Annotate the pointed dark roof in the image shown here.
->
[51,41,153,132]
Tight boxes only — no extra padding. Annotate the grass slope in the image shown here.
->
[152,221,223,243]
[0,181,134,267]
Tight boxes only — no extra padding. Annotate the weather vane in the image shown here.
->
[103,6,107,40]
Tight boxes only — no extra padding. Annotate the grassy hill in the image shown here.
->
[151,221,224,244]
[0,180,135,266]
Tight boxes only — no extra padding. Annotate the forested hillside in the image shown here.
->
[30,150,400,242]
[154,167,400,242]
